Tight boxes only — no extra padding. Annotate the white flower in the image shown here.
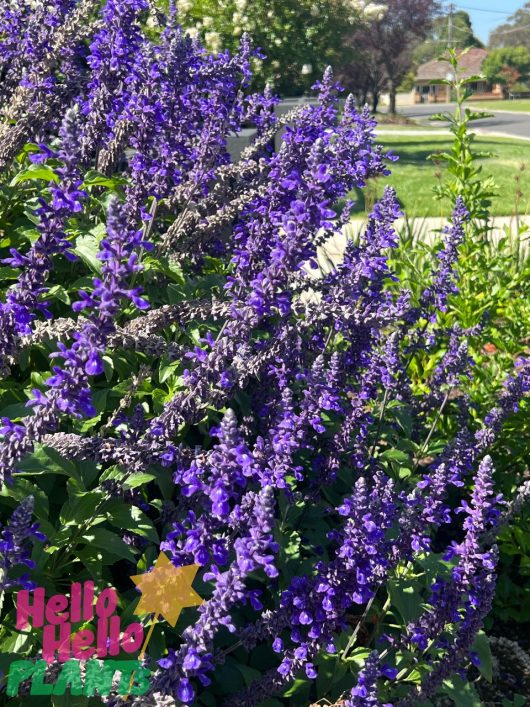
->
[177,0,193,13]
[205,30,222,53]
[363,2,387,19]
[235,0,247,10]
[186,27,200,39]
[202,15,213,27]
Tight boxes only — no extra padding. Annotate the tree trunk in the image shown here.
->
[389,83,397,114]
[372,91,379,114]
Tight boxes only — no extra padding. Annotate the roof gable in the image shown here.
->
[416,48,488,81]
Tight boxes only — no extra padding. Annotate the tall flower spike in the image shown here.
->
[0,106,85,375]
[344,651,383,707]
[0,496,45,591]
[0,198,152,486]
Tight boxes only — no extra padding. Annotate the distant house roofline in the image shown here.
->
[415,47,488,82]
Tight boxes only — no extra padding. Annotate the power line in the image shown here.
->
[492,22,530,35]
[455,4,515,14]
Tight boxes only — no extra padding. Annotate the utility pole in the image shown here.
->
[446,3,455,103]
[447,2,454,47]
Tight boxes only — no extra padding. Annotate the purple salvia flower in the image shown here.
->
[420,196,469,313]
[80,0,149,161]
[0,496,45,591]
[406,456,501,657]
[157,486,278,702]
[0,106,85,375]
[344,651,384,707]
[0,198,151,485]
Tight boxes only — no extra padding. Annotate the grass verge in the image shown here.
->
[349,133,530,218]
[468,99,530,113]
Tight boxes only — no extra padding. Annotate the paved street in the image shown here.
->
[396,103,530,140]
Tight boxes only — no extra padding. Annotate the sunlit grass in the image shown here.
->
[349,134,530,217]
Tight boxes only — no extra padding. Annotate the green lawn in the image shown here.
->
[468,99,530,113]
[349,134,530,218]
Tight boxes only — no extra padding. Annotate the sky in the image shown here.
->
[452,0,527,43]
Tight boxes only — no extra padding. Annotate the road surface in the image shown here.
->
[397,103,530,141]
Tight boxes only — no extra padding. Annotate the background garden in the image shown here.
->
[0,1,530,706]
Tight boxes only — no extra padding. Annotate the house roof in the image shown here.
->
[415,47,488,82]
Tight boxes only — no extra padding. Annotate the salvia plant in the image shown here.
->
[0,2,528,706]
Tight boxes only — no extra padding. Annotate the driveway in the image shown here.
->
[397,103,530,141]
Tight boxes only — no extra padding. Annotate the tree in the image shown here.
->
[173,0,366,95]
[482,46,530,96]
[414,10,482,66]
[337,41,387,112]
[490,3,530,52]
[341,0,439,114]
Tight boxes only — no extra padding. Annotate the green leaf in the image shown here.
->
[342,647,371,667]
[0,401,31,420]
[123,472,157,489]
[82,170,127,189]
[52,696,89,707]
[80,527,137,562]
[0,629,32,655]
[210,661,245,695]
[102,355,114,382]
[282,678,311,698]
[316,653,348,697]
[233,663,262,687]
[471,631,492,682]
[388,578,423,624]
[17,445,81,482]
[0,478,49,518]
[503,696,527,707]
[281,531,301,558]
[74,235,102,274]
[47,284,71,305]
[106,504,158,543]
[10,164,59,185]
[60,490,103,525]
[0,265,23,281]
[441,675,482,706]
[159,357,180,384]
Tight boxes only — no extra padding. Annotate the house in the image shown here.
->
[414,48,503,103]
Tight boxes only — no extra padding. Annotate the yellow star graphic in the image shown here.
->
[124,554,203,699]
[131,552,203,627]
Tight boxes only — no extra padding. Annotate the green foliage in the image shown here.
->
[482,46,530,89]
[173,0,360,95]
[490,3,530,53]
[423,50,497,230]
[386,51,530,641]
